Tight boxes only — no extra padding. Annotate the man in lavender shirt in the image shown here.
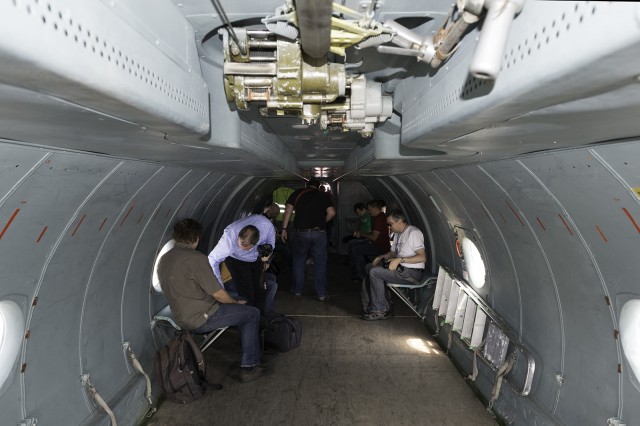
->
[208,205,279,312]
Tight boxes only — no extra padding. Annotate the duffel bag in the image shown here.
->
[260,312,302,352]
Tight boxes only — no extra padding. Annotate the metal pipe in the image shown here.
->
[295,0,332,59]
[223,62,277,76]
[210,0,246,55]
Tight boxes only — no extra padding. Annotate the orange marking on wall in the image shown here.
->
[137,213,144,224]
[71,214,86,236]
[622,208,640,234]
[120,206,135,227]
[596,225,608,242]
[99,217,108,231]
[152,205,161,220]
[505,201,525,226]
[0,208,20,240]
[165,208,172,218]
[499,212,507,224]
[536,217,546,230]
[36,226,48,243]
[558,214,573,236]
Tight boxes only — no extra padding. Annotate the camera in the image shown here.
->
[382,260,404,273]
[257,243,273,258]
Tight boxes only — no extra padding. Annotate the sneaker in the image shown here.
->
[318,296,329,301]
[292,292,302,296]
[239,366,272,383]
[362,311,389,321]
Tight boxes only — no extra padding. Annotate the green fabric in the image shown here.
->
[272,186,295,221]
[359,213,372,233]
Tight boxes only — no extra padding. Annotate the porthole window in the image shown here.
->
[461,237,486,288]
[152,239,175,293]
[0,300,24,390]
[620,299,640,387]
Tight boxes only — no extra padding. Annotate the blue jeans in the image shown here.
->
[291,229,328,297]
[362,264,423,313]
[348,240,385,279]
[191,303,260,367]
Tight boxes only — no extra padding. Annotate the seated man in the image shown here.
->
[220,261,278,313]
[361,210,427,321]
[349,200,390,281]
[158,218,271,382]
[342,202,371,247]
[208,205,278,312]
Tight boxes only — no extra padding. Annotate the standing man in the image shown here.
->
[281,180,336,300]
[158,218,270,382]
[349,200,391,281]
[208,204,279,312]
[362,210,426,320]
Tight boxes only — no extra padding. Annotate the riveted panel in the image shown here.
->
[483,156,619,424]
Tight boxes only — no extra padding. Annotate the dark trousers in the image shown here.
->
[225,256,266,313]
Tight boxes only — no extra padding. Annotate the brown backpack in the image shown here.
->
[154,332,207,403]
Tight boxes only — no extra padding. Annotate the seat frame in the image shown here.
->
[151,304,228,353]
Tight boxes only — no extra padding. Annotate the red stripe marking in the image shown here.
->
[596,225,608,242]
[152,206,161,220]
[120,206,135,227]
[505,201,525,226]
[165,208,172,218]
[99,217,108,231]
[0,208,20,240]
[536,217,546,230]
[558,214,573,236]
[137,213,144,224]
[71,214,86,236]
[622,208,640,234]
[36,226,48,243]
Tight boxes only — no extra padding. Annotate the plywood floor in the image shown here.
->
[148,254,498,426]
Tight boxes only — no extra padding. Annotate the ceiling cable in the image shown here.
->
[210,0,247,55]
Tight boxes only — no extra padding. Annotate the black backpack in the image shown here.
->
[154,332,208,403]
[260,312,302,352]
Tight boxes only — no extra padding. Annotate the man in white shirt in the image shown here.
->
[362,210,427,320]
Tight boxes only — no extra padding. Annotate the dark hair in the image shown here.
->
[307,179,320,189]
[367,199,385,209]
[172,218,203,244]
[388,209,407,224]
[353,202,366,212]
[238,225,260,246]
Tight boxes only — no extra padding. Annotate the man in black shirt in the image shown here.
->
[281,180,336,300]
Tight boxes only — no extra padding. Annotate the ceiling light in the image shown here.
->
[291,124,309,129]
[306,154,317,158]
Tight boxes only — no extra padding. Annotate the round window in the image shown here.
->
[0,300,24,390]
[620,299,640,386]
[152,239,175,293]
[461,237,486,288]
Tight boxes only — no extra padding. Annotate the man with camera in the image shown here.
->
[361,210,426,321]
[208,205,279,313]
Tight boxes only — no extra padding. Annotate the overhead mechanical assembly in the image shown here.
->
[220,0,525,138]
[220,1,394,138]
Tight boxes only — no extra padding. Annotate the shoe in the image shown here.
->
[292,292,302,296]
[318,296,329,301]
[362,311,389,321]
[206,382,223,391]
[239,366,272,383]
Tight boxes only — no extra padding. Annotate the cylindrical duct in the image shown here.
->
[468,0,525,80]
